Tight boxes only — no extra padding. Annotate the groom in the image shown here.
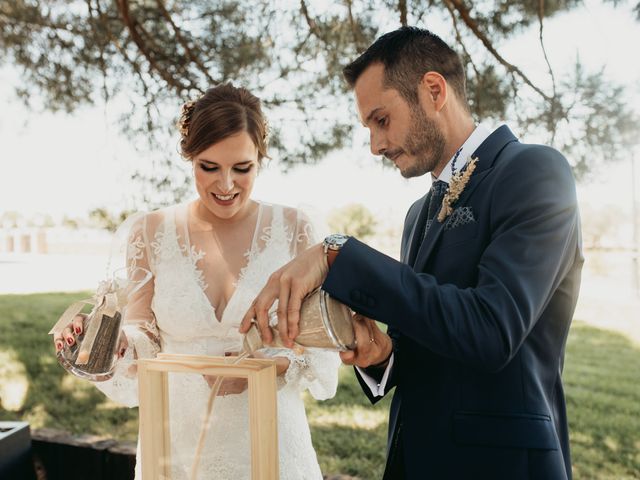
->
[241,27,582,479]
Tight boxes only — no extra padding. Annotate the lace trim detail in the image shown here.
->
[281,349,313,387]
[188,245,207,290]
[296,221,314,248]
[259,225,273,245]
[151,227,208,291]
[127,233,145,268]
[235,206,284,293]
[261,347,340,400]
[236,238,263,290]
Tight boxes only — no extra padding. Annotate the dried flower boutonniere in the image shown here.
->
[438,157,479,222]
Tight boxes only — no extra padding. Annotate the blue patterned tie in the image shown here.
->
[421,180,448,242]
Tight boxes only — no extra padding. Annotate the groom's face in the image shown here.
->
[354,63,445,178]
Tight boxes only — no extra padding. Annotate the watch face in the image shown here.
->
[325,233,349,249]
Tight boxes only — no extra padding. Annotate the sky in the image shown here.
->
[0,0,639,235]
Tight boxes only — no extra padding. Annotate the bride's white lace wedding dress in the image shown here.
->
[95,201,341,480]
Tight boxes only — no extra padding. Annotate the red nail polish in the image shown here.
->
[67,337,74,345]
[56,342,63,351]
[75,327,81,334]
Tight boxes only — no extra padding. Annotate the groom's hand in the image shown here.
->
[239,243,328,347]
[340,314,393,368]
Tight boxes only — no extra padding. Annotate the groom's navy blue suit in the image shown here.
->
[322,126,583,479]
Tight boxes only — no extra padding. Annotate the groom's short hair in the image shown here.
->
[343,27,468,110]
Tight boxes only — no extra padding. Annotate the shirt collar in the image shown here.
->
[433,123,491,184]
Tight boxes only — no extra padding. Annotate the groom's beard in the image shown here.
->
[400,105,446,179]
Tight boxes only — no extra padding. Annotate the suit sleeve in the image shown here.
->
[323,146,582,373]
[352,200,419,402]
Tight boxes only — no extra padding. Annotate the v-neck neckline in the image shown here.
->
[184,201,265,323]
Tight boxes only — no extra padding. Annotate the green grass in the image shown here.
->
[1,292,638,479]
[305,367,391,478]
[563,324,640,480]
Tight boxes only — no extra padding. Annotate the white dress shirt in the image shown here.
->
[356,123,493,397]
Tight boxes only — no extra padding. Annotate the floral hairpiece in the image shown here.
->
[438,157,478,222]
[178,99,198,138]
[263,118,270,143]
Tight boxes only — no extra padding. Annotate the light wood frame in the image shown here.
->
[137,353,278,480]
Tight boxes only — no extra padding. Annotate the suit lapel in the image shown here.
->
[412,125,519,271]
[412,169,490,270]
[405,192,430,266]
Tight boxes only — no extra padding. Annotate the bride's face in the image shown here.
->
[193,131,259,221]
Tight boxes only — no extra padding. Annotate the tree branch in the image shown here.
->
[92,0,150,100]
[154,0,216,87]
[115,0,188,95]
[509,71,527,127]
[85,0,109,102]
[111,33,152,102]
[537,0,559,142]
[398,0,408,26]
[442,0,480,79]
[131,9,201,93]
[444,0,553,102]
[345,0,366,51]
[537,0,557,99]
[299,0,326,43]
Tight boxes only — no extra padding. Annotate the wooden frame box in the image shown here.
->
[137,353,278,480]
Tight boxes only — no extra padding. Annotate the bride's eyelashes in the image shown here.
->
[198,163,254,174]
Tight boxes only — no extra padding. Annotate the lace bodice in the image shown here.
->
[95,201,341,480]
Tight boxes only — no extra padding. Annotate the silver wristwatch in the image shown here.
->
[323,233,350,253]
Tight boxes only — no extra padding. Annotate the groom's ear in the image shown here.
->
[419,71,448,113]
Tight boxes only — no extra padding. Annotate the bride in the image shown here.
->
[52,83,341,479]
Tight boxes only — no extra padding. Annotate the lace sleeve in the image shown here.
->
[121,213,161,354]
[259,347,341,400]
[290,207,327,257]
[93,213,161,407]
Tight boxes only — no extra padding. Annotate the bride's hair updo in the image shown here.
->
[178,83,269,162]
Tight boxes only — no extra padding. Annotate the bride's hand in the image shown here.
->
[203,375,248,396]
[52,314,86,352]
[201,351,292,394]
[252,351,291,376]
[202,351,248,395]
[53,314,131,357]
